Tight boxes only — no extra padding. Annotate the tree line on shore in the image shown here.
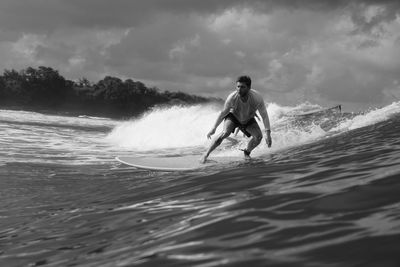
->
[0,66,221,118]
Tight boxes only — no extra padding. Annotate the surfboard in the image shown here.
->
[115,155,244,171]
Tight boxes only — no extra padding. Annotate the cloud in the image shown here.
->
[1,0,399,32]
[0,0,400,110]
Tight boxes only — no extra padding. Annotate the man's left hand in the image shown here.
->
[265,134,272,148]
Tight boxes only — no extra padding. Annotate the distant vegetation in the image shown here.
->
[0,66,221,118]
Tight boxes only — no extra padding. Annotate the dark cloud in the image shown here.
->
[349,2,400,35]
[1,0,399,33]
[0,0,242,33]
[315,51,399,104]
[104,14,204,81]
[35,43,75,63]
[1,0,400,109]
[317,70,383,102]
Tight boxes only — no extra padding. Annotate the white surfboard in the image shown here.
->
[115,155,244,172]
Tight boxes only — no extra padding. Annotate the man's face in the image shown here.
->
[236,82,250,97]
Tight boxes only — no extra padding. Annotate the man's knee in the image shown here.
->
[253,134,263,143]
[215,131,230,145]
[221,131,231,139]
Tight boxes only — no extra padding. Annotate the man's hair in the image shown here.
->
[236,75,251,88]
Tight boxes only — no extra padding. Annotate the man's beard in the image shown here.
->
[239,90,248,97]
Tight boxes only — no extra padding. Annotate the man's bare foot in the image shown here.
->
[241,149,251,160]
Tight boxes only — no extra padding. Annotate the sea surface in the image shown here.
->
[1,102,400,267]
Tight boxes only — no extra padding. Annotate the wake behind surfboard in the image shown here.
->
[115,155,245,172]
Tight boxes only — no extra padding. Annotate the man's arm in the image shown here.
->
[207,95,232,139]
[213,108,230,129]
[258,101,272,147]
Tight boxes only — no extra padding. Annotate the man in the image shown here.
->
[200,75,272,163]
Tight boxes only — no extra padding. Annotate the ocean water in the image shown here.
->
[1,102,400,267]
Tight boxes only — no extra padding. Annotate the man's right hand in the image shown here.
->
[265,131,272,147]
[266,135,272,148]
[207,128,216,139]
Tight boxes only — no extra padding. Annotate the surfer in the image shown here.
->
[200,75,272,163]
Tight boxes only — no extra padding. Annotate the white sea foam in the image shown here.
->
[106,105,220,151]
[106,102,331,154]
[332,101,400,132]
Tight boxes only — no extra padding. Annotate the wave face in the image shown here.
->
[106,102,396,154]
[1,102,400,267]
[106,103,331,152]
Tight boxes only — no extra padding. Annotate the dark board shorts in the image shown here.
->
[224,113,258,138]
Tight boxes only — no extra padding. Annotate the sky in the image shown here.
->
[0,0,400,111]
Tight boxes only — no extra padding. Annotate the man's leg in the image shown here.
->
[200,119,236,163]
[243,122,263,158]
